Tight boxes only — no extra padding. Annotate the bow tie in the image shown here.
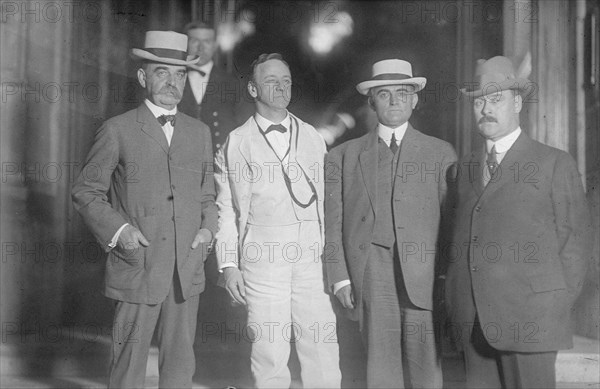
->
[157,114,176,126]
[266,124,287,134]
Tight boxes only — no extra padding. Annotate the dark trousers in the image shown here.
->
[464,318,558,389]
[108,270,200,388]
[361,243,442,388]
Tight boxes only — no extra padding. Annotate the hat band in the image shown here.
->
[145,48,188,60]
[371,73,412,81]
[465,73,519,92]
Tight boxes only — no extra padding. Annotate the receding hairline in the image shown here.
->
[250,53,290,83]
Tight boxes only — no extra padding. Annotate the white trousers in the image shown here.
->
[241,221,341,389]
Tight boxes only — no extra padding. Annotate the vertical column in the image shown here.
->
[455,0,476,158]
[530,0,573,151]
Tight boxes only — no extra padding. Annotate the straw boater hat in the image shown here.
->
[460,55,531,97]
[356,59,427,95]
[131,30,199,66]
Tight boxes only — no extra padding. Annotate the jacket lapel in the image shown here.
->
[469,149,485,197]
[138,104,169,154]
[395,124,421,186]
[480,131,530,198]
[168,112,191,153]
[359,129,379,213]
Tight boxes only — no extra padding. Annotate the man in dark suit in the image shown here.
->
[325,59,456,388]
[72,31,217,388]
[444,56,593,388]
[179,21,253,152]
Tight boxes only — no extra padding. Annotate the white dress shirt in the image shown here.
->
[187,61,214,104]
[108,99,178,249]
[377,121,408,148]
[483,127,521,186]
[332,121,409,295]
[486,127,521,164]
[254,112,292,163]
[144,98,177,145]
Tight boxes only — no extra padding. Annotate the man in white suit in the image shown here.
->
[214,53,341,388]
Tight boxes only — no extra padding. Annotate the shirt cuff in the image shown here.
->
[108,223,129,249]
[219,262,238,273]
[333,280,351,295]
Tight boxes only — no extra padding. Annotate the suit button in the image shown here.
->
[475,206,482,212]
[171,216,175,221]
[167,195,174,201]
[471,266,478,272]
[171,184,176,190]
[216,143,221,149]
[213,122,219,127]
[213,111,218,117]
[361,216,366,222]
[215,131,220,137]
[472,235,478,242]
[359,244,366,250]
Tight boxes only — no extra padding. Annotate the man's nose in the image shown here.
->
[477,101,487,116]
[389,94,399,105]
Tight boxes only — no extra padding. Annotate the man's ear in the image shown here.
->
[411,93,419,109]
[368,96,375,110]
[137,68,146,88]
[514,93,523,114]
[247,81,258,99]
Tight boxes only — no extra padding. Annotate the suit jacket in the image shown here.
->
[179,67,254,152]
[445,131,592,352]
[214,114,326,268]
[72,104,218,304]
[325,124,457,323]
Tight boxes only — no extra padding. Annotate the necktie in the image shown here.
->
[157,115,176,126]
[389,133,399,154]
[266,124,287,134]
[486,145,498,178]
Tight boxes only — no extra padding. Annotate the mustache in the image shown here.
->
[159,87,181,98]
[479,116,497,124]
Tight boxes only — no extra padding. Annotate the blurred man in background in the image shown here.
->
[179,21,253,152]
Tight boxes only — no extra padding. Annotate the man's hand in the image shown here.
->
[191,228,212,249]
[335,284,355,309]
[117,225,149,254]
[223,267,247,306]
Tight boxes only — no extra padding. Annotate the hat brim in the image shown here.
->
[356,77,427,95]
[130,48,200,66]
[460,78,531,97]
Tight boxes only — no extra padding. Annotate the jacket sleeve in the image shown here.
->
[552,152,593,302]
[214,137,241,269]
[324,148,350,290]
[199,130,218,236]
[437,143,459,278]
[71,122,127,251]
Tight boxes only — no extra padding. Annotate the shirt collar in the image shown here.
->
[487,127,521,154]
[377,121,408,144]
[144,99,177,118]
[255,111,291,133]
